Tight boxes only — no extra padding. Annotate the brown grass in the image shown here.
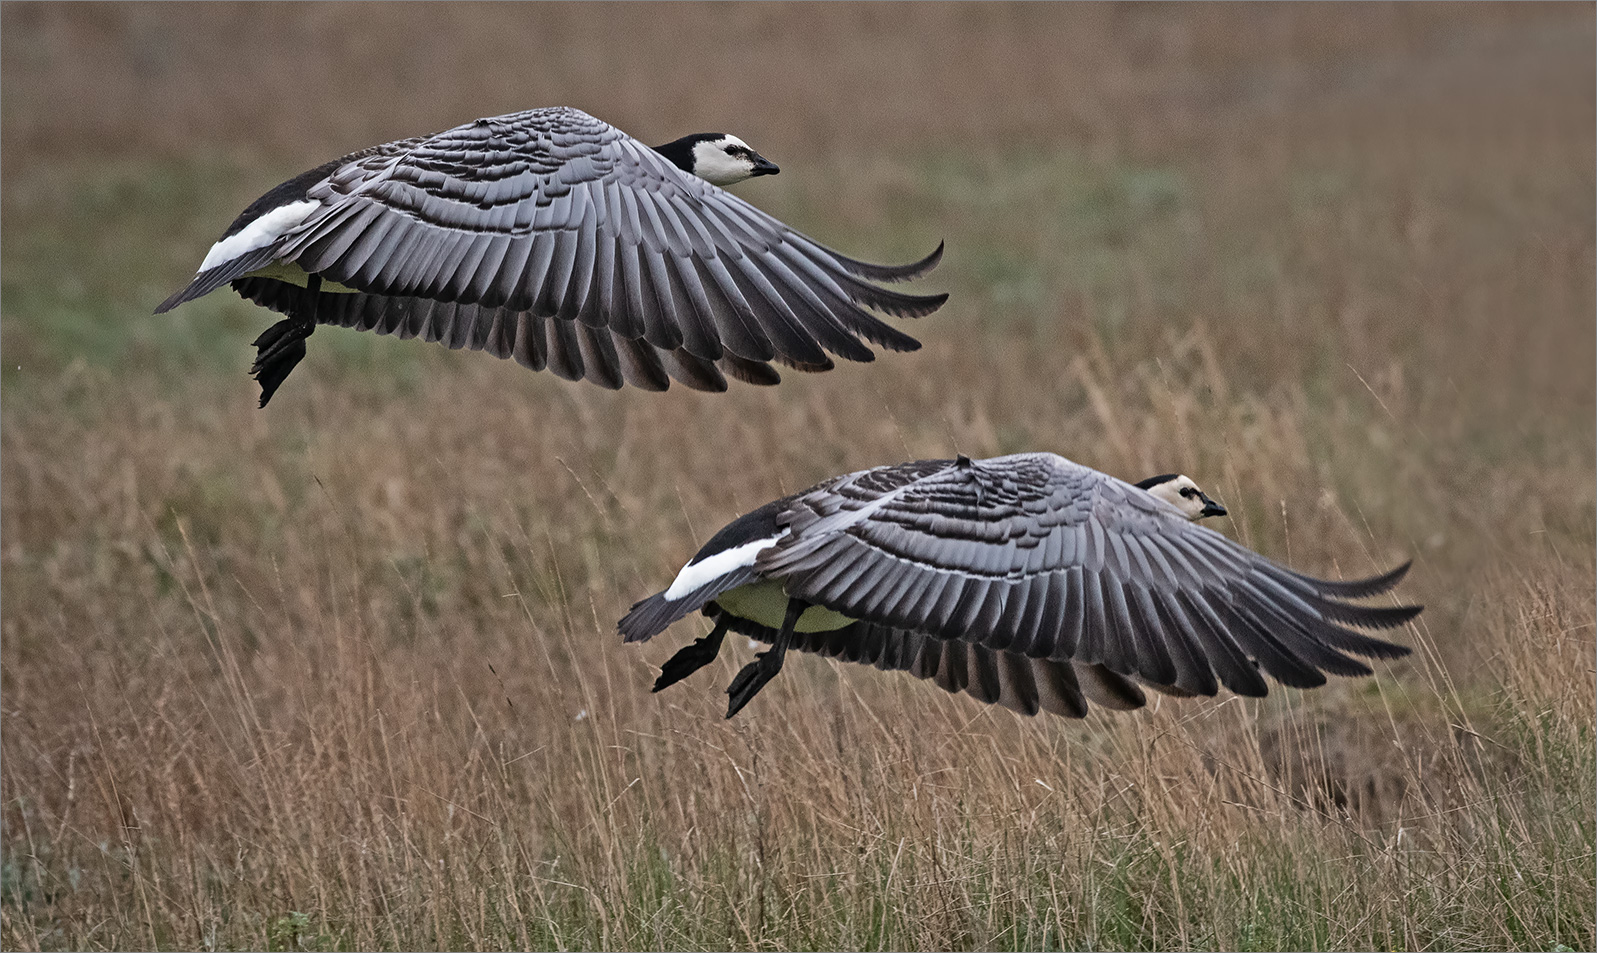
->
[2,4,1593,950]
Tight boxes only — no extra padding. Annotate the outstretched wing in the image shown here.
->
[158,107,946,382]
[756,453,1419,697]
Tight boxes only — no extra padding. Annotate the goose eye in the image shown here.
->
[1180,487,1197,498]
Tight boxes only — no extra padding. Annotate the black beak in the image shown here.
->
[749,152,780,177]
[1198,494,1227,519]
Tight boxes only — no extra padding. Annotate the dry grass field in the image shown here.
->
[2,4,1593,950]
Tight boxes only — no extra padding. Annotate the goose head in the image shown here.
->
[654,133,780,186]
[1135,473,1228,521]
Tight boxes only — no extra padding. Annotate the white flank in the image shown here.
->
[663,532,785,600]
[198,200,321,272]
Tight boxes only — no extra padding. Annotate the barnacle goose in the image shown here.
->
[155,107,947,406]
[619,457,1420,719]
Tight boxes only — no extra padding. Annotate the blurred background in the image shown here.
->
[3,4,1592,950]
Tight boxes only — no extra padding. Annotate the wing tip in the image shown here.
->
[1292,558,1415,599]
[155,244,286,315]
[618,592,676,643]
[892,239,945,282]
[1347,558,1413,596]
[893,239,945,281]
[828,238,947,284]
[153,277,205,314]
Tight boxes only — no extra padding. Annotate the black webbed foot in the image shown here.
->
[249,274,320,408]
[725,651,784,718]
[724,597,806,719]
[250,318,312,407]
[654,620,728,693]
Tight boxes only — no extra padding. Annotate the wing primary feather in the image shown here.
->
[767,243,924,351]
[488,234,535,309]
[1076,570,1110,664]
[968,646,1003,705]
[1233,586,1374,677]
[777,236,950,318]
[539,229,582,319]
[1076,664,1146,711]
[1203,593,1327,688]
[575,321,625,390]
[748,251,876,363]
[613,335,670,391]
[564,193,602,321]
[545,315,586,381]
[512,312,549,371]
[457,302,491,351]
[1121,583,1179,689]
[1285,560,1413,599]
[482,309,514,360]
[691,256,775,361]
[716,353,781,387]
[825,239,945,283]
[463,234,513,304]
[1246,573,1415,656]
[723,254,831,369]
[659,350,728,392]
[1034,659,1090,717]
[662,252,723,360]
[1174,590,1269,696]
[1145,590,1220,697]
[612,238,652,341]
[1254,565,1422,633]
[936,641,970,695]
[715,201,945,316]
[588,231,621,330]
[1099,576,1146,675]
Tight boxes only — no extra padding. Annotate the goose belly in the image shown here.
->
[714,580,855,633]
[246,260,360,293]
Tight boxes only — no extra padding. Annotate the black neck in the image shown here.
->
[652,133,723,175]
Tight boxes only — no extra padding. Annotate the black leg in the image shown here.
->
[251,273,321,408]
[653,619,729,693]
[725,597,806,719]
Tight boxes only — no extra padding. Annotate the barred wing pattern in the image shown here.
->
[160,107,947,392]
[756,454,1416,699]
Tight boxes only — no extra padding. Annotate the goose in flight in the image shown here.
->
[619,459,1420,719]
[155,107,947,406]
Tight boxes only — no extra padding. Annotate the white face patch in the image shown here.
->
[198,199,320,273]
[663,531,785,600]
[689,136,757,186]
[1145,475,1208,521]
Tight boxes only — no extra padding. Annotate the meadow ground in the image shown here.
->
[2,4,1593,950]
